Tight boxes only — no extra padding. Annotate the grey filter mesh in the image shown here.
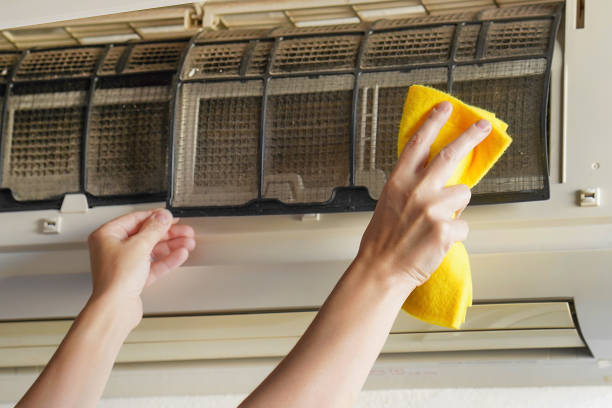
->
[172,81,262,207]
[264,75,353,203]
[15,48,103,81]
[1,91,86,200]
[271,35,361,74]
[452,59,548,195]
[86,86,170,196]
[485,20,552,58]
[362,26,455,68]
[356,69,448,199]
[181,43,247,79]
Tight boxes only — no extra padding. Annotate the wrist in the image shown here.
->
[349,254,418,297]
[86,291,143,335]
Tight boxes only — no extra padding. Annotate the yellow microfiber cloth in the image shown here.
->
[397,85,512,329]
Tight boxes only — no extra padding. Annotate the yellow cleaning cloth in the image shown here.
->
[397,85,512,329]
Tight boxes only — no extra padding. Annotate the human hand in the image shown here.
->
[87,209,195,327]
[357,101,491,289]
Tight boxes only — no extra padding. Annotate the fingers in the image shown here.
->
[94,210,154,241]
[436,184,471,216]
[152,236,196,260]
[424,119,491,188]
[146,247,190,287]
[448,218,469,244]
[162,224,195,241]
[129,209,174,252]
[394,101,452,179]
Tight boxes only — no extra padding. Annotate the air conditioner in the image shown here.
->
[1,0,612,400]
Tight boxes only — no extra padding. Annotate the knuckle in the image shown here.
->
[433,221,451,241]
[88,229,101,245]
[439,145,456,163]
[458,184,471,201]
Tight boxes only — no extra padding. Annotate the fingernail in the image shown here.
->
[476,119,491,131]
[434,101,451,113]
[154,209,171,225]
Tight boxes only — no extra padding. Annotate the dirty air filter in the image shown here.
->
[169,3,562,216]
[0,41,183,210]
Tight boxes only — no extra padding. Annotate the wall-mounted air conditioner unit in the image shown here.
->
[1,0,612,399]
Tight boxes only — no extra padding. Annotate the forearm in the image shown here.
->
[16,294,135,408]
[241,258,416,408]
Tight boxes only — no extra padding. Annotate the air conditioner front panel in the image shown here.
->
[0,301,583,368]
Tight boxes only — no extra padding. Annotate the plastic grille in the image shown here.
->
[15,48,103,81]
[1,91,86,200]
[356,69,448,199]
[196,28,271,43]
[122,42,185,73]
[480,3,560,20]
[0,53,19,81]
[271,23,366,37]
[485,19,552,58]
[271,35,361,74]
[453,60,547,195]
[455,24,481,61]
[98,46,126,75]
[172,81,262,207]
[373,12,477,30]
[181,43,247,79]
[363,26,455,68]
[246,41,273,76]
[87,86,170,196]
[264,75,353,203]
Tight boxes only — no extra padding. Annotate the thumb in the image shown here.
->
[131,209,173,251]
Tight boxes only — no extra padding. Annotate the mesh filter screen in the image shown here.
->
[1,91,85,200]
[181,43,247,79]
[264,75,353,203]
[356,69,448,199]
[86,86,170,196]
[453,60,547,195]
[363,26,455,68]
[485,20,552,58]
[172,81,262,207]
[15,48,102,81]
[271,35,361,74]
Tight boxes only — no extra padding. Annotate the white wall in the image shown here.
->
[3,387,612,407]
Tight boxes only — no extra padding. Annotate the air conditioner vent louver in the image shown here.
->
[0,4,563,213]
